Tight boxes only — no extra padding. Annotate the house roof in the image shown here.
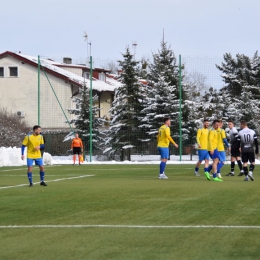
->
[0,51,116,92]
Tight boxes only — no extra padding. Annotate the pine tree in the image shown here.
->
[104,47,147,161]
[139,40,181,154]
[67,83,104,155]
[217,52,260,132]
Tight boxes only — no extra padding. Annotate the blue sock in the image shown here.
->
[204,167,208,172]
[40,171,45,181]
[217,162,224,173]
[27,172,33,183]
[208,165,212,172]
[160,162,166,174]
[213,173,217,178]
[195,167,199,172]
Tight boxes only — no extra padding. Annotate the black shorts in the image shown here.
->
[230,146,240,157]
[73,147,82,155]
[241,152,255,163]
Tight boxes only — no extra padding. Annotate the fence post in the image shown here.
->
[178,55,182,161]
[89,55,93,162]
[38,55,40,125]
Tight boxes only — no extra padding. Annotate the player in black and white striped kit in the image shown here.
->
[237,120,259,181]
[226,120,244,176]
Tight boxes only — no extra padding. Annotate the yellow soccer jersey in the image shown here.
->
[22,134,44,159]
[196,128,209,150]
[157,125,176,148]
[208,127,218,151]
[217,128,226,152]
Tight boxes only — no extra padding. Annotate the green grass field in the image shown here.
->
[1,164,260,260]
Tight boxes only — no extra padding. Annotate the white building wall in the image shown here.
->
[0,56,76,129]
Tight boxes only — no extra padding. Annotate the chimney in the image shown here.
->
[63,57,72,64]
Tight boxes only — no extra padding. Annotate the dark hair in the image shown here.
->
[228,119,234,124]
[163,117,170,123]
[203,119,209,122]
[240,120,247,126]
[212,119,219,125]
[33,125,41,131]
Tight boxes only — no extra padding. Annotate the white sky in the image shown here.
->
[1,0,259,61]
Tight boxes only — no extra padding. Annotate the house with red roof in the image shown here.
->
[0,51,118,129]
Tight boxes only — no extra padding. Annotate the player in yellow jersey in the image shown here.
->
[157,117,178,179]
[216,120,229,179]
[194,119,210,176]
[21,125,47,187]
[206,119,222,182]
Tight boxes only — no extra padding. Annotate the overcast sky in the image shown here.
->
[1,0,259,61]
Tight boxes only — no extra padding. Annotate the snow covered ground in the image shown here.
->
[1,147,260,167]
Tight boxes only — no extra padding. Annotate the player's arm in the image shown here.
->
[165,128,178,148]
[222,130,229,149]
[254,134,259,154]
[71,139,74,149]
[40,135,45,149]
[221,129,229,147]
[236,133,241,151]
[156,131,160,143]
[80,139,84,151]
[196,129,201,148]
[208,130,214,152]
[21,135,28,160]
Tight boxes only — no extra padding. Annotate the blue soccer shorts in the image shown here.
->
[218,151,226,162]
[27,158,43,167]
[208,149,220,160]
[198,149,210,161]
[158,147,169,159]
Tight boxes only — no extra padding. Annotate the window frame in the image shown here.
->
[8,66,19,77]
[0,67,4,77]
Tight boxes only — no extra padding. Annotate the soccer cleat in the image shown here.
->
[40,181,47,186]
[213,177,223,182]
[158,173,168,179]
[29,183,33,187]
[244,176,249,181]
[248,172,254,181]
[217,173,222,179]
[194,171,200,177]
[238,171,244,176]
[204,171,211,181]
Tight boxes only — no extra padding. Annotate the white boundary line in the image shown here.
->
[0,175,94,190]
[0,224,260,229]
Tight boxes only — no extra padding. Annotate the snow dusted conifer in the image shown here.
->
[217,52,260,132]
[104,47,147,161]
[139,40,180,143]
[67,83,104,153]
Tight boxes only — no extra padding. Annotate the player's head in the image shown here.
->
[240,120,247,129]
[75,133,79,138]
[163,117,171,126]
[212,119,219,129]
[203,119,209,128]
[218,119,223,128]
[228,119,234,129]
[33,125,41,135]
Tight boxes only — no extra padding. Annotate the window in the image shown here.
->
[9,67,18,77]
[83,72,89,79]
[0,67,4,77]
[99,72,105,81]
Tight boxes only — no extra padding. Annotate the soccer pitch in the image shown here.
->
[1,164,260,260]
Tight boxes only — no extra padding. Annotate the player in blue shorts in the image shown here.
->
[207,120,222,182]
[216,120,229,179]
[21,125,47,187]
[157,118,178,179]
[194,119,210,176]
